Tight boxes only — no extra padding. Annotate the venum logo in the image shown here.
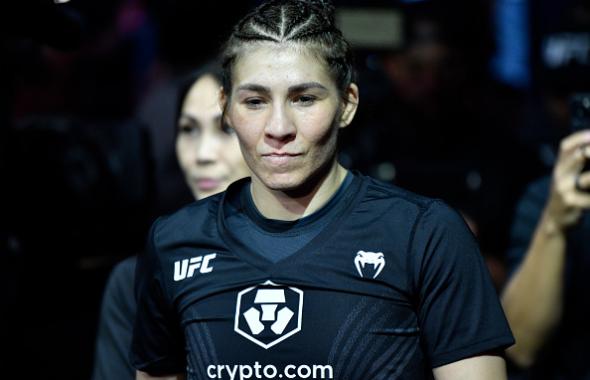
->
[354,250,386,279]
[173,253,217,282]
[234,281,303,349]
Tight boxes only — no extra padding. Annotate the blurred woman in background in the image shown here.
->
[91,63,249,380]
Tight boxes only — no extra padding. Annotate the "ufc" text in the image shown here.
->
[174,253,217,281]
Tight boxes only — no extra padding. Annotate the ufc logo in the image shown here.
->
[173,253,217,282]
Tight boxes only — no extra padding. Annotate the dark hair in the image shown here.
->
[220,0,356,99]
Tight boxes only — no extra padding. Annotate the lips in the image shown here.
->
[261,151,301,156]
[195,178,223,191]
[261,152,302,166]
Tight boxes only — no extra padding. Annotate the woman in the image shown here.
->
[91,65,249,380]
[132,1,514,379]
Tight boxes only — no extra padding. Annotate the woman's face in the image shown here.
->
[223,44,358,193]
[176,74,250,200]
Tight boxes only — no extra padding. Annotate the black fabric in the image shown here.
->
[410,200,513,368]
[241,171,353,232]
[131,221,188,375]
[506,176,590,380]
[132,173,514,379]
[92,256,137,380]
[225,171,354,262]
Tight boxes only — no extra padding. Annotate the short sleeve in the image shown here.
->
[410,200,514,368]
[130,218,186,375]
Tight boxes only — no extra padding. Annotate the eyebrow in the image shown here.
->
[235,82,329,94]
[288,82,328,93]
[178,113,222,125]
[178,114,199,126]
[236,84,270,94]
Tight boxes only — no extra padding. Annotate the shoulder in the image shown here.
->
[359,174,447,218]
[352,175,472,249]
[105,256,137,293]
[151,192,223,242]
[110,255,137,279]
[102,256,138,317]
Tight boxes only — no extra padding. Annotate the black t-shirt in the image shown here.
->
[506,176,590,379]
[92,255,137,380]
[131,173,514,379]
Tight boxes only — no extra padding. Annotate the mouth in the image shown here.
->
[194,177,224,191]
[261,152,302,166]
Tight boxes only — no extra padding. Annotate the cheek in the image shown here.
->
[298,109,339,145]
[175,138,194,170]
[228,110,263,148]
[233,127,258,154]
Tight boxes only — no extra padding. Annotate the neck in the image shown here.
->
[250,162,348,221]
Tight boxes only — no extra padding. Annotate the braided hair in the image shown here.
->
[220,0,356,100]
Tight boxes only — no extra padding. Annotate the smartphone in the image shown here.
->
[570,92,590,177]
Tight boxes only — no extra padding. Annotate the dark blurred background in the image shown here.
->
[0,0,588,378]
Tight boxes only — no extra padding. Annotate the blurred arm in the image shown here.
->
[501,209,567,367]
[501,131,590,367]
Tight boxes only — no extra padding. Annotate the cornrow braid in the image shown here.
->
[221,0,356,100]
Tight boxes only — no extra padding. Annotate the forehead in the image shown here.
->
[182,75,221,117]
[233,43,334,89]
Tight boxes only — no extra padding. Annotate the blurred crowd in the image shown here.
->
[1,0,589,379]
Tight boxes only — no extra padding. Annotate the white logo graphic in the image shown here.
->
[354,250,386,279]
[234,281,303,349]
[173,253,217,282]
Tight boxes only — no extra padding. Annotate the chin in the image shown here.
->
[192,188,215,200]
[260,171,308,192]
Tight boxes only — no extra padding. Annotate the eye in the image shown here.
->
[244,97,266,109]
[294,94,317,106]
[178,124,200,136]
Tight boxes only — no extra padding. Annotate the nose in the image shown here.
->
[264,102,296,146]
[196,130,220,165]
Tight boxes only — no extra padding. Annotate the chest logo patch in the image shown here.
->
[173,253,217,282]
[234,280,303,349]
[354,250,386,279]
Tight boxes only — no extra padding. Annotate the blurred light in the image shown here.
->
[542,33,590,69]
[490,0,531,89]
[466,170,482,191]
[336,8,403,50]
[377,162,396,182]
[54,0,71,3]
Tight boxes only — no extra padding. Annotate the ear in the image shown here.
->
[339,83,359,128]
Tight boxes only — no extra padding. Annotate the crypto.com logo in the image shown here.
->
[234,281,303,349]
